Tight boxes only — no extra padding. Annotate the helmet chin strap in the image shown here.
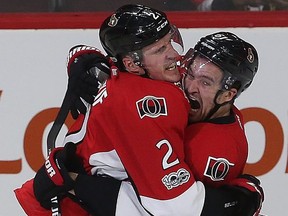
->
[133,59,154,79]
[140,68,150,78]
[133,60,150,78]
[203,90,232,121]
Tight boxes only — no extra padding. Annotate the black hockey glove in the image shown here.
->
[227,174,264,216]
[33,143,85,209]
[67,45,111,119]
[201,174,264,216]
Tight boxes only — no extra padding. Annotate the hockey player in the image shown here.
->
[60,31,262,216]
[63,31,263,216]
[182,32,258,187]
[15,4,263,216]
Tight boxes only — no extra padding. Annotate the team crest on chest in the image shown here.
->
[136,96,167,119]
[204,156,234,181]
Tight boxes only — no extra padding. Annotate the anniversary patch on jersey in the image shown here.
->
[162,168,190,190]
[204,156,234,181]
[136,96,167,119]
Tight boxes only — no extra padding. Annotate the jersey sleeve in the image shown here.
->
[65,73,206,215]
[73,174,258,216]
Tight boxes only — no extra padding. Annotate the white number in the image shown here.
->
[156,140,179,170]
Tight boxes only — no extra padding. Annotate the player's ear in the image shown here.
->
[227,88,237,101]
[217,88,238,104]
[122,56,145,75]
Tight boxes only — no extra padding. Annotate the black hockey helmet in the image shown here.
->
[194,31,258,97]
[99,4,177,61]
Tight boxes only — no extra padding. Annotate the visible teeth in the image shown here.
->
[167,63,176,70]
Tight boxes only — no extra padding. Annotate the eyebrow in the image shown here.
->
[188,68,215,83]
[199,74,215,83]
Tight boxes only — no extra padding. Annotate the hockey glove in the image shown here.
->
[33,143,84,209]
[67,45,111,119]
[227,174,264,216]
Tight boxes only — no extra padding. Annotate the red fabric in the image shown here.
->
[67,72,194,199]
[184,106,248,187]
[14,179,90,216]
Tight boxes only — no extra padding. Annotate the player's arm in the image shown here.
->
[30,141,263,216]
[72,173,263,216]
[75,175,263,216]
[50,171,265,216]
[30,143,121,215]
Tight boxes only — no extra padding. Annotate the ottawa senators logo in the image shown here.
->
[108,14,118,27]
[247,47,255,63]
[136,96,167,119]
[204,156,234,181]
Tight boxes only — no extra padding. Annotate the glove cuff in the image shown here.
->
[46,147,64,186]
[67,45,105,75]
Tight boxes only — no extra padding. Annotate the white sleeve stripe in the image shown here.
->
[63,104,91,144]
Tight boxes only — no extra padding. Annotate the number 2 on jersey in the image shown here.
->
[156,140,180,170]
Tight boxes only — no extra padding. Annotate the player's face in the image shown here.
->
[184,55,225,122]
[141,32,181,83]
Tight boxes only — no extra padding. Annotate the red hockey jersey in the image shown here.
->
[64,71,206,215]
[184,106,248,187]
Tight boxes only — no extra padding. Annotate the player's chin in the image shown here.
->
[165,69,181,82]
[189,109,204,122]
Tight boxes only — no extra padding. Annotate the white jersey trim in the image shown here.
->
[63,103,91,144]
[116,181,205,216]
[89,149,128,180]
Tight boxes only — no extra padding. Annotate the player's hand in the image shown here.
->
[33,143,84,209]
[67,45,111,119]
[228,174,264,216]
